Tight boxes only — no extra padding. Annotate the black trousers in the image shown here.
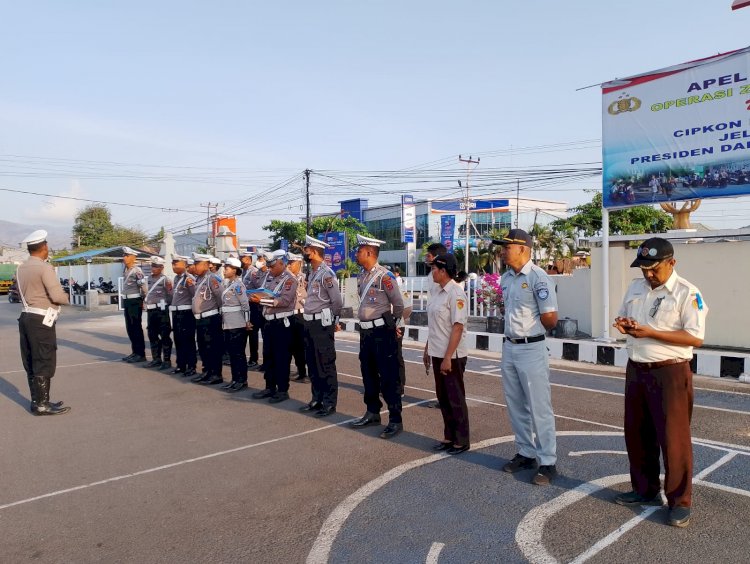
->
[303,320,338,407]
[359,325,402,423]
[290,314,307,377]
[196,315,223,377]
[264,318,292,393]
[397,332,405,393]
[432,356,470,447]
[123,297,145,356]
[248,303,263,363]
[18,312,57,396]
[172,310,197,370]
[224,328,248,383]
[146,309,172,359]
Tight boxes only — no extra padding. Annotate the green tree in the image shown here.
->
[71,204,148,249]
[552,191,673,240]
[263,216,371,253]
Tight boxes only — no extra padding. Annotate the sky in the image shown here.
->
[2,0,750,246]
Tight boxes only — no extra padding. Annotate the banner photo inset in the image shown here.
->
[401,195,416,243]
[319,231,346,272]
[602,45,750,208]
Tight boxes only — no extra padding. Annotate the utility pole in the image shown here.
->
[200,202,218,254]
[458,155,480,274]
[515,179,520,228]
[304,169,311,236]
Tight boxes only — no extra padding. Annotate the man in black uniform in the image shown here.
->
[188,253,225,385]
[170,255,197,377]
[143,256,173,370]
[16,229,71,415]
[121,246,147,363]
[240,251,261,369]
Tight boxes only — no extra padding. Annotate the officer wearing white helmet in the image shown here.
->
[16,229,71,415]
[219,257,252,392]
[187,253,225,385]
[169,255,197,377]
[239,251,261,369]
[248,253,271,371]
[143,256,173,370]
[121,246,148,363]
[250,250,298,403]
[286,251,308,383]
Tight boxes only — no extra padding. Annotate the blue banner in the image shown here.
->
[440,215,455,252]
[431,199,509,213]
[319,232,346,272]
[279,238,289,251]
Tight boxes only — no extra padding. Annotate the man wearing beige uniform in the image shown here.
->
[16,230,71,415]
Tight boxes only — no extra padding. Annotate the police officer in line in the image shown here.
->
[143,256,174,370]
[248,254,271,372]
[300,235,343,417]
[16,230,71,415]
[250,250,298,404]
[613,238,707,528]
[219,257,252,392]
[495,229,559,486]
[208,256,224,280]
[187,253,225,385]
[239,251,261,369]
[351,234,405,439]
[169,255,197,377]
[287,252,308,383]
[121,246,148,363]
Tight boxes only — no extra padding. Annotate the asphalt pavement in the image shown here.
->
[1,302,748,563]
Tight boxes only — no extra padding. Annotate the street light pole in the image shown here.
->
[458,155,479,273]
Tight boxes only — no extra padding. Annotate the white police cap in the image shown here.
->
[122,246,139,256]
[171,254,189,263]
[150,256,166,266]
[304,235,330,250]
[187,258,195,265]
[356,234,386,248]
[192,252,212,263]
[224,257,242,269]
[239,250,254,258]
[22,229,48,246]
[209,256,222,265]
[287,252,303,261]
[266,249,287,265]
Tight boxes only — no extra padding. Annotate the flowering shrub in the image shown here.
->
[477,273,503,310]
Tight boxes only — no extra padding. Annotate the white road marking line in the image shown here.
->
[694,479,750,499]
[307,431,622,564]
[426,542,445,564]
[0,396,433,512]
[569,450,627,457]
[480,364,497,369]
[0,360,113,376]
[694,452,737,480]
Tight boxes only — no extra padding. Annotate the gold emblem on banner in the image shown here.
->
[608,93,642,115]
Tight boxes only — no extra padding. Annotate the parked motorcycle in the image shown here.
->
[8,281,20,303]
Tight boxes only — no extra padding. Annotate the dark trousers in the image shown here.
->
[123,297,145,356]
[264,318,292,393]
[359,325,402,423]
[290,314,307,377]
[432,356,470,447]
[19,313,57,399]
[224,328,248,383]
[146,309,172,360]
[397,333,405,393]
[196,315,223,377]
[172,310,197,370]
[304,320,338,407]
[248,303,263,363]
[625,360,694,508]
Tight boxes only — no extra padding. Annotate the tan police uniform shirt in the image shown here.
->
[263,269,298,316]
[357,264,404,321]
[618,270,708,363]
[304,263,343,316]
[123,265,147,298]
[16,256,69,309]
[426,279,469,358]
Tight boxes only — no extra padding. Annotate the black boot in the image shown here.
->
[145,345,162,368]
[28,374,63,412]
[159,346,172,370]
[32,378,70,416]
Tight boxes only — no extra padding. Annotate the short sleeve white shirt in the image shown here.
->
[427,279,469,358]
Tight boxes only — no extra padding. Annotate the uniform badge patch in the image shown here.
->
[211,278,219,289]
[383,277,394,291]
[324,276,334,289]
[521,282,528,289]
[284,279,293,290]
[456,299,465,310]
[535,282,549,300]
[692,293,704,310]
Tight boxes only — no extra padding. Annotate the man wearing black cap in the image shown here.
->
[613,237,707,528]
[494,229,559,485]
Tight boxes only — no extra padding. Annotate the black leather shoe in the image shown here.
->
[379,422,403,439]
[121,353,136,362]
[184,368,196,377]
[502,454,538,473]
[127,355,147,363]
[159,361,172,371]
[292,374,308,382]
[247,361,259,370]
[221,381,237,390]
[447,445,470,455]
[145,359,162,368]
[268,392,289,404]
[315,405,336,417]
[350,412,381,428]
[256,364,266,372]
[227,382,247,393]
[200,376,223,386]
[32,403,71,416]
[432,441,453,451]
[191,371,208,383]
[252,389,275,399]
[171,367,184,375]
[300,402,323,412]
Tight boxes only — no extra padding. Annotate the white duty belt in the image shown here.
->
[265,310,294,321]
[23,306,48,316]
[303,308,330,321]
[124,293,141,299]
[194,308,220,319]
[222,305,243,313]
[359,317,386,330]
[169,304,192,311]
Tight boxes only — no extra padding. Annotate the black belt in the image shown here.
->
[630,358,688,370]
[503,334,545,344]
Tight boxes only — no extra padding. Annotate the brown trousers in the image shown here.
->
[432,356,470,447]
[624,359,694,508]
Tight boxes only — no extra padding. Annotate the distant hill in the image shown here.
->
[0,220,71,250]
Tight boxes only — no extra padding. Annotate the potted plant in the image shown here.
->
[477,273,504,333]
